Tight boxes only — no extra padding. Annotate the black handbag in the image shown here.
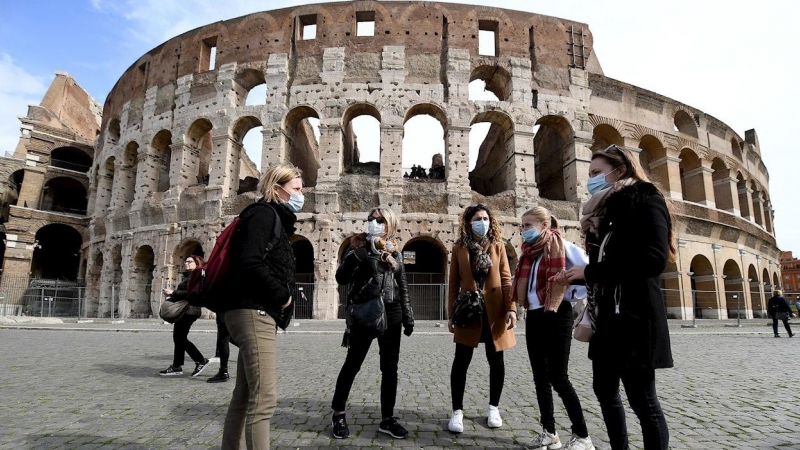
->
[346,275,387,334]
[452,290,484,328]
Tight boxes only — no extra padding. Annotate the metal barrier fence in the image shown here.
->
[337,283,447,320]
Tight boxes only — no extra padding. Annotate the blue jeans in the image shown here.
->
[592,361,669,450]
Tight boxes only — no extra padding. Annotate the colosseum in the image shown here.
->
[4,1,781,321]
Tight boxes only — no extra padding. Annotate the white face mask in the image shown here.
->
[367,221,385,237]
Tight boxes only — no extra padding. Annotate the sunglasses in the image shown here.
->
[367,215,386,224]
[184,260,195,265]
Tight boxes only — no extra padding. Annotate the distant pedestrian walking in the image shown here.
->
[768,290,794,338]
[207,312,231,383]
[159,255,211,378]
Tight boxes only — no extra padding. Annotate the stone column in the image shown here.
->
[445,125,471,214]
[752,191,764,227]
[17,166,46,210]
[313,218,339,319]
[660,154,684,200]
[563,136,593,202]
[511,130,538,216]
[712,244,728,319]
[378,124,404,209]
[262,122,285,169]
[314,125,343,214]
[206,134,239,219]
[714,175,740,215]
[738,184,754,221]
[676,240,694,319]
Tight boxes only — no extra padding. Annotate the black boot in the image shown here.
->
[207,369,229,383]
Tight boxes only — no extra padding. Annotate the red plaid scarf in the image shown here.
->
[512,229,567,312]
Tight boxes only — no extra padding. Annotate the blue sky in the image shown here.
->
[0,0,798,254]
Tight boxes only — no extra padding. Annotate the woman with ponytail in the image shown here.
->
[515,207,594,450]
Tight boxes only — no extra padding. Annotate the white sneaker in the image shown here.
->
[563,434,594,450]
[487,405,502,428]
[525,429,562,450]
[208,357,220,363]
[448,409,464,433]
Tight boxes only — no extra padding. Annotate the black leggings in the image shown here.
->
[214,313,231,369]
[172,314,203,367]
[450,339,505,411]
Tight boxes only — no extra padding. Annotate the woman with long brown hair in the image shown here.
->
[559,145,675,450]
[446,203,515,434]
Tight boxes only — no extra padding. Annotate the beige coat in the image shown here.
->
[447,241,516,351]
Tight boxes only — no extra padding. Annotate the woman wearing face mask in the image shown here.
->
[330,206,415,440]
[514,207,594,450]
[447,203,515,434]
[220,163,303,450]
[557,145,675,450]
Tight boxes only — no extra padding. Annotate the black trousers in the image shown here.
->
[451,313,505,411]
[772,317,793,336]
[593,360,669,450]
[215,312,231,369]
[332,305,402,419]
[172,314,204,367]
[526,301,588,438]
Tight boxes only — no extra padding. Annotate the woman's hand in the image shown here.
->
[448,319,454,333]
[564,265,586,283]
[282,296,292,309]
[506,311,517,330]
[163,288,173,296]
[548,269,569,286]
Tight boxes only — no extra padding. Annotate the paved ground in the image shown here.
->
[0,319,798,449]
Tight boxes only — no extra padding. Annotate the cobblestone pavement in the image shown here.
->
[0,320,798,449]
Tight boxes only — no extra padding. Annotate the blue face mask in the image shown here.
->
[587,171,613,195]
[471,220,489,238]
[286,193,304,212]
[521,227,541,244]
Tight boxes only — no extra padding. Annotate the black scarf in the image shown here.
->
[461,230,492,289]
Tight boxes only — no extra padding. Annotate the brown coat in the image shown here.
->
[447,241,516,351]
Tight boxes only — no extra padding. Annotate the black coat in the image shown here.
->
[336,233,414,328]
[225,200,297,323]
[584,182,674,369]
[768,295,792,318]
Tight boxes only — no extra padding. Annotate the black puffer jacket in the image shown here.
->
[584,182,673,370]
[169,272,201,317]
[336,233,414,328]
[768,295,792,318]
[225,200,297,324]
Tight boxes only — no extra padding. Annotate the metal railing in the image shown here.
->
[337,283,447,320]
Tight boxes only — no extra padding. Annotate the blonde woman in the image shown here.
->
[447,203,515,433]
[514,207,594,450]
[221,163,303,450]
[331,206,415,440]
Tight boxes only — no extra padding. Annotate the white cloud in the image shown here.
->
[0,53,49,155]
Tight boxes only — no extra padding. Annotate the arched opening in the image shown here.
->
[342,103,379,175]
[107,119,120,144]
[87,250,104,316]
[731,138,743,161]
[590,124,623,152]
[151,130,173,193]
[232,116,263,194]
[186,119,213,186]
[723,260,744,319]
[736,173,750,219]
[638,135,669,191]
[750,181,764,226]
[711,158,733,212]
[96,157,115,212]
[41,177,88,215]
[748,265,763,317]
[763,267,772,310]
[235,69,267,106]
[118,141,139,209]
[534,115,573,201]
[8,170,23,207]
[689,255,716,319]
[291,236,314,319]
[50,146,92,173]
[402,237,447,320]
[31,224,82,280]
[130,245,155,319]
[469,65,511,101]
[763,197,774,233]
[469,110,515,196]
[673,110,698,138]
[774,272,781,290]
[402,104,447,181]
[678,148,705,203]
[284,106,320,187]
[110,244,123,317]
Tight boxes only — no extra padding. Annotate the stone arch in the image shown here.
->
[673,109,698,138]
[283,106,320,187]
[341,102,380,174]
[130,245,156,318]
[689,254,717,319]
[402,236,448,319]
[748,264,764,316]
[711,157,734,212]
[186,118,214,186]
[534,115,573,201]
[402,103,448,181]
[722,259,744,319]
[41,177,88,215]
[8,169,23,207]
[106,118,121,145]
[590,123,623,152]
[638,135,669,190]
[736,172,750,219]
[678,148,705,203]
[96,156,115,212]
[31,224,82,280]
[469,110,515,196]
[750,180,764,226]
[469,65,511,101]
[117,141,138,209]
[151,130,173,193]
[731,137,743,161]
[291,235,314,319]
[231,115,264,194]
[50,146,92,173]
[235,68,267,106]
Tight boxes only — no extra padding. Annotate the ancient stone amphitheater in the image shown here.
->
[83,1,779,320]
